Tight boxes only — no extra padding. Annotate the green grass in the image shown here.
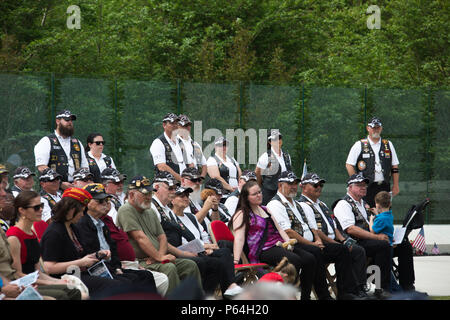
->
[430,296,450,300]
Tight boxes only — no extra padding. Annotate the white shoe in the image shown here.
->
[224,285,243,298]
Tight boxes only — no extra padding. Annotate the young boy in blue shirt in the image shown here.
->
[369,191,394,246]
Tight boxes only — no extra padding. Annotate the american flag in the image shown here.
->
[431,243,440,255]
[412,227,426,253]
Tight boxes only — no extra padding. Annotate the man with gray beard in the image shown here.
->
[34,109,88,189]
[345,117,400,209]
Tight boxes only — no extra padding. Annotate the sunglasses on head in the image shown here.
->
[94,141,106,145]
[24,203,45,211]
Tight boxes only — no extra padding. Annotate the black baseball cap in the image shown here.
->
[181,167,204,180]
[347,173,370,186]
[162,113,179,123]
[204,178,224,195]
[83,183,112,200]
[153,171,179,187]
[174,186,193,196]
[178,114,192,127]
[278,171,301,183]
[300,173,326,185]
[73,167,94,181]
[128,175,153,194]
[240,170,257,182]
[13,167,35,179]
[368,117,382,128]
[101,168,126,183]
[56,109,77,121]
[39,168,62,182]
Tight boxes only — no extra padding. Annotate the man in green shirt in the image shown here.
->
[117,175,202,295]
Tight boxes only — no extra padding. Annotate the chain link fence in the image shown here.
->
[0,72,448,223]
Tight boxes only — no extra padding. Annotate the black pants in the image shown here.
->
[259,243,330,300]
[393,240,415,290]
[357,238,391,290]
[364,181,390,208]
[189,247,235,295]
[320,242,358,295]
[349,244,368,290]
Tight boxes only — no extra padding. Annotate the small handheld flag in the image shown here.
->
[412,227,426,254]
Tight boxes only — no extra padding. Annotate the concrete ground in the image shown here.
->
[411,256,450,297]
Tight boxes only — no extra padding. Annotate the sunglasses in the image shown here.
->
[95,198,110,204]
[311,183,324,188]
[189,178,202,183]
[24,203,45,211]
[62,117,74,122]
[176,193,189,198]
[94,141,106,146]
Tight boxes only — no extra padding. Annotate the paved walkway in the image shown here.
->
[411,256,450,297]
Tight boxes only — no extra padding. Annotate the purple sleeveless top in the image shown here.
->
[247,206,284,263]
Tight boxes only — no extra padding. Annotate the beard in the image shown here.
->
[136,198,151,210]
[370,132,380,139]
[190,188,202,204]
[58,123,74,137]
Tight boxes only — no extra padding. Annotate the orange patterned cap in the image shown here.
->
[62,187,92,205]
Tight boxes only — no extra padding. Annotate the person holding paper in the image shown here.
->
[40,187,128,298]
[168,186,243,298]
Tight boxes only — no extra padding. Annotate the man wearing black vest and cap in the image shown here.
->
[268,171,358,300]
[346,117,400,209]
[150,113,193,182]
[177,114,207,178]
[39,168,63,223]
[10,167,36,197]
[34,109,88,190]
[256,129,292,205]
[299,172,369,299]
[333,173,392,299]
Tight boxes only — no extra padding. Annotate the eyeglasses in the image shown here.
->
[24,203,44,211]
[249,190,262,197]
[94,141,106,146]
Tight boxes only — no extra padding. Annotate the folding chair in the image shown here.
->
[208,220,270,285]
[392,198,429,280]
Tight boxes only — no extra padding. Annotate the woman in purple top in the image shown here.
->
[230,180,318,300]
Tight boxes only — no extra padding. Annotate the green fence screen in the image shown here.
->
[0,73,448,223]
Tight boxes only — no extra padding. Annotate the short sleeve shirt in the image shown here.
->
[149,132,191,174]
[267,192,314,242]
[34,130,89,181]
[206,155,239,187]
[346,136,399,182]
[117,202,164,259]
[333,194,369,231]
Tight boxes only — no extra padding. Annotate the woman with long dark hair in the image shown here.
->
[229,180,319,300]
[6,190,81,299]
[85,133,116,183]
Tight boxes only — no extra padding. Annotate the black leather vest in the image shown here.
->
[47,133,82,182]
[155,134,180,175]
[261,149,292,191]
[271,194,309,237]
[298,195,335,236]
[343,194,370,231]
[356,138,392,183]
[213,154,239,185]
[86,153,113,183]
